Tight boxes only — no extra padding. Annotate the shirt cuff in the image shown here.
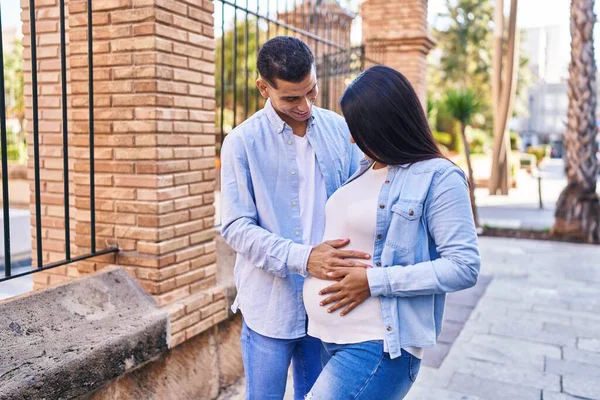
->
[287,243,312,277]
[367,267,390,297]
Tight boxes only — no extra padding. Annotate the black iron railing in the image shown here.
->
[215,0,376,146]
[0,0,118,283]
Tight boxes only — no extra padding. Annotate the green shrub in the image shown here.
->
[467,128,492,155]
[7,141,26,163]
[510,131,522,151]
[433,131,453,147]
[526,145,549,165]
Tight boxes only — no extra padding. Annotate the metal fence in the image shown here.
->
[215,0,376,146]
[0,0,118,283]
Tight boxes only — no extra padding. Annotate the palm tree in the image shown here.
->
[552,0,600,243]
[445,88,482,227]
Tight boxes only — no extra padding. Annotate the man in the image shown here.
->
[220,36,370,400]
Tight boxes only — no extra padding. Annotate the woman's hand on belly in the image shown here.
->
[319,268,371,316]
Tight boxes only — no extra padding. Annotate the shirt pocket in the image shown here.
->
[385,200,424,252]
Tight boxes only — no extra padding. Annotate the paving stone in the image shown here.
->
[464,334,560,369]
[546,318,600,339]
[533,305,600,322]
[543,390,589,400]
[563,347,600,366]
[438,320,464,344]
[490,321,576,347]
[478,315,544,330]
[445,303,476,323]
[562,375,600,400]
[545,358,600,380]
[464,360,561,391]
[448,373,541,400]
[578,338,600,353]
[411,365,457,389]
[422,342,451,368]
[568,303,600,314]
[405,386,482,400]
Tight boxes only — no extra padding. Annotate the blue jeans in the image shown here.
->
[241,320,326,400]
[307,341,421,400]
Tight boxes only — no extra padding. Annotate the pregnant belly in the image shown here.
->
[303,275,385,344]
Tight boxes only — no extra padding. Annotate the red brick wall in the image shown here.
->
[22,0,226,347]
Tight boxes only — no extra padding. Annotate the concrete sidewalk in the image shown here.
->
[219,236,600,400]
[406,236,600,400]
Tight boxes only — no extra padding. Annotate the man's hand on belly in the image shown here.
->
[318,268,371,316]
[307,239,371,280]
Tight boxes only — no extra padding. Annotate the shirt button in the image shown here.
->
[385,180,390,184]
[386,326,392,332]
[300,295,304,300]
[377,234,383,239]
[291,170,296,175]
[376,261,381,267]
[379,204,385,209]
[288,140,293,145]
[409,210,415,216]
[292,201,297,206]
[295,231,300,236]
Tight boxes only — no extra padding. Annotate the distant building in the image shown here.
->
[517,82,568,148]
[2,27,19,54]
[521,25,567,84]
[512,25,570,154]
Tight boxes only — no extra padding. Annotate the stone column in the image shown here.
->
[22,0,226,348]
[361,0,435,106]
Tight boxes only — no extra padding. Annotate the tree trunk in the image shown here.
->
[552,0,600,243]
[460,123,479,227]
[489,0,518,195]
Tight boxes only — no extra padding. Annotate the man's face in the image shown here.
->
[257,68,319,124]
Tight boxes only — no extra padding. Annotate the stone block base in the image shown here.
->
[87,314,243,400]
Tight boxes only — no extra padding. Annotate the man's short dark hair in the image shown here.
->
[257,36,315,88]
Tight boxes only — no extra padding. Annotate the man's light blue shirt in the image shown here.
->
[220,100,361,339]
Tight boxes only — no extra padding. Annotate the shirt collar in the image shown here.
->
[359,158,410,169]
[264,99,316,134]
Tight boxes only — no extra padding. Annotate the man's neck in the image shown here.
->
[277,111,308,137]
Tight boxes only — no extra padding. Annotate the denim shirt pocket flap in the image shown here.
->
[391,202,423,221]
[386,201,424,253]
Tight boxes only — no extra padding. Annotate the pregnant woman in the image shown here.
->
[303,66,481,399]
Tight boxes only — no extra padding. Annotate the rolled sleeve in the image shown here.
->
[367,267,391,297]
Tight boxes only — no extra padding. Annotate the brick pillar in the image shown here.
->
[22,0,80,287]
[22,0,226,347]
[361,0,435,106]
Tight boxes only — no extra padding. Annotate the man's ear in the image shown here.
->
[256,78,270,99]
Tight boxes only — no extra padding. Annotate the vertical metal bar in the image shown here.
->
[255,0,260,113]
[275,0,279,36]
[538,174,543,209]
[220,0,225,143]
[233,1,238,128]
[285,0,289,35]
[59,0,70,260]
[245,0,249,119]
[293,0,297,30]
[314,1,319,60]
[336,15,341,47]
[87,0,96,253]
[305,0,310,32]
[29,0,44,268]
[266,0,271,39]
[0,9,12,277]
